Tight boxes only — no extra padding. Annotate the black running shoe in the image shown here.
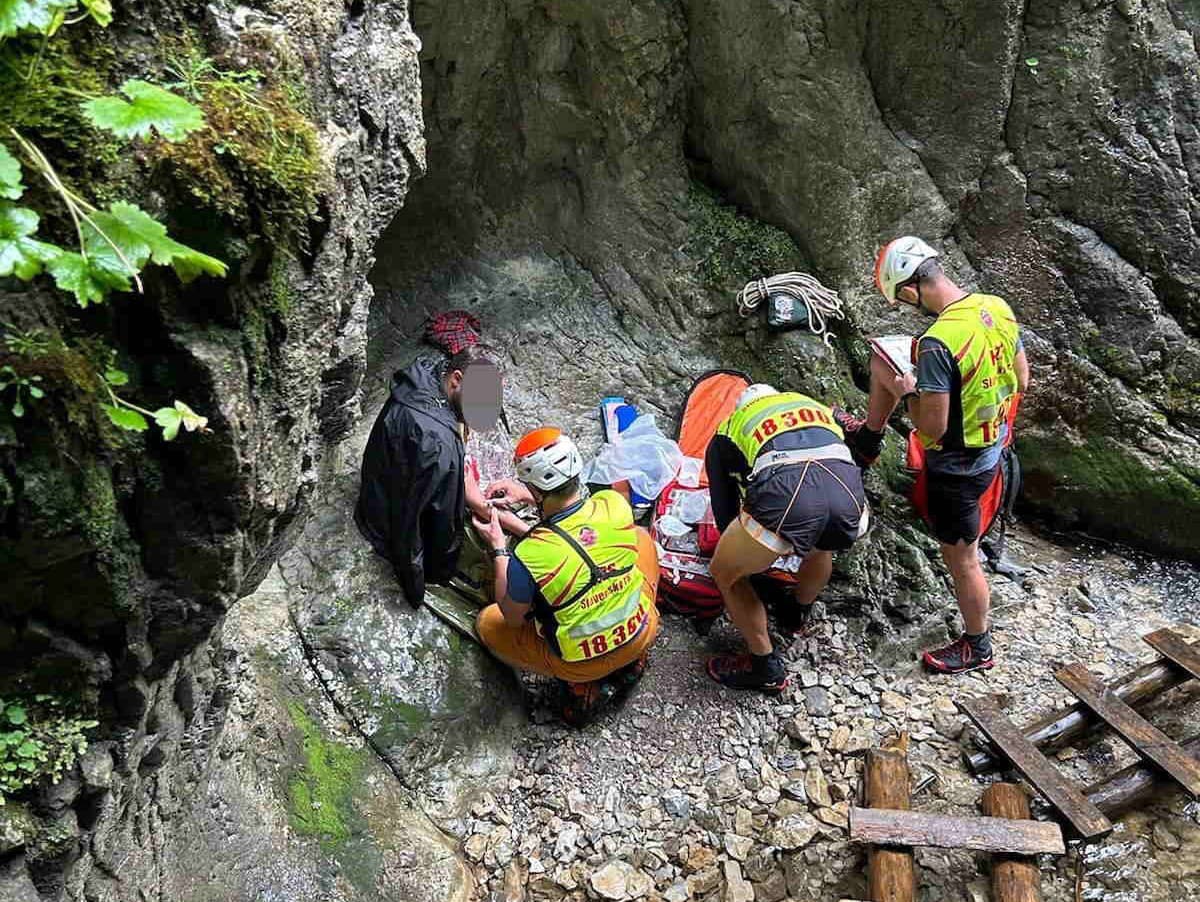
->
[922,635,994,674]
[559,680,604,727]
[833,407,884,468]
[706,654,789,694]
[777,602,819,637]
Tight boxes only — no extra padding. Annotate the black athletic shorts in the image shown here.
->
[926,464,1000,545]
[742,460,866,557]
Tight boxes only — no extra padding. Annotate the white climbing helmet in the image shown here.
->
[514,427,584,492]
[736,383,778,410]
[874,236,940,303]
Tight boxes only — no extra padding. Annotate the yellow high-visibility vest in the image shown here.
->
[715,392,843,469]
[919,294,1021,450]
[513,491,648,663]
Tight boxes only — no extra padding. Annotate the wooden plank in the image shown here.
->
[982,784,1044,902]
[958,696,1112,840]
[1143,629,1200,682]
[864,746,915,902]
[1087,733,1200,816]
[966,659,1189,774]
[1056,663,1200,799]
[848,808,1066,856]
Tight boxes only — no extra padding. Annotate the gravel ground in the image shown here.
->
[454,523,1200,902]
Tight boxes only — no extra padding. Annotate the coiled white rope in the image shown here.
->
[736,272,845,346]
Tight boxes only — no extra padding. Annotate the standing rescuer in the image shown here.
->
[705,384,869,693]
[834,236,1031,674]
[473,428,661,726]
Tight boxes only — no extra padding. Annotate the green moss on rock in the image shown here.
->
[0,36,122,205]
[1019,432,1200,559]
[153,47,325,248]
[686,182,805,291]
[286,702,365,851]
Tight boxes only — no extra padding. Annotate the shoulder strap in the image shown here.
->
[540,520,605,608]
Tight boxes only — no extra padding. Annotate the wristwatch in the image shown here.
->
[489,547,512,559]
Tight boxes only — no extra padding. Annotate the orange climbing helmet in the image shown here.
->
[514,427,583,492]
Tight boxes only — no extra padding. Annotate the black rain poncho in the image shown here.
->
[354,356,465,607]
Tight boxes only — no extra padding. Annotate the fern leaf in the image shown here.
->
[83,80,205,142]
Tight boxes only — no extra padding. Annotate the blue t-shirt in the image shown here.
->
[505,499,587,605]
[916,333,1022,476]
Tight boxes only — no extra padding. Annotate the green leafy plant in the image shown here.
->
[164,51,261,104]
[0,363,43,416]
[0,136,221,435]
[0,143,22,198]
[1,324,53,357]
[99,364,208,440]
[82,78,205,141]
[0,0,110,40]
[5,129,226,303]
[0,694,97,803]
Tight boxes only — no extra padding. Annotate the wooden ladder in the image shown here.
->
[958,627,1200,840]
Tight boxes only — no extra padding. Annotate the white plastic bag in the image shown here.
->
[583,414,684,500]
[677,456,704,488]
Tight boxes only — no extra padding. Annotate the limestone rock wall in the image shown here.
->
[0,0,424,897]
[382,0,1200,559]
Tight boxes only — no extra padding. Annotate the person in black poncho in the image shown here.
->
[355,343,514,607]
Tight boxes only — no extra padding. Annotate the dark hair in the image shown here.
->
[538,476,580,503]
[442,343,502,378]
[912,258,943,282]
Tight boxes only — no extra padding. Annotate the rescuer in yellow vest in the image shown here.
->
[473,427,661,726]
[705,386,869,692]
[835,236,1031,674]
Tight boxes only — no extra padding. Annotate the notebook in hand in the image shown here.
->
[867,335,915,376]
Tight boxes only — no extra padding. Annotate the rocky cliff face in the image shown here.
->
[5,0,1200,900]
[0,1,423,897]
[381,0,1200,560]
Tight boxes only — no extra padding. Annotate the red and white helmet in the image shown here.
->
[874,236,939,303]
[514,427,583,492]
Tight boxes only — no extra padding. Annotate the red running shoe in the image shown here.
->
[922,635,994,674]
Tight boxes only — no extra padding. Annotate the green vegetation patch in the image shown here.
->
[1019,432,1200,558]
[0,694,97,803]
[286,702,365,851]
[686,182,805,291]
[155,47,324,247]
[0,35,123,205]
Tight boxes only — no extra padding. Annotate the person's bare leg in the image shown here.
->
[866,352,905,431]
[940,539,990,634]
[709,520,783,655]
[792,550,833,607]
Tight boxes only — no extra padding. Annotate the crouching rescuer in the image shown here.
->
[473,428,661,726]
[705,385,869,693]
